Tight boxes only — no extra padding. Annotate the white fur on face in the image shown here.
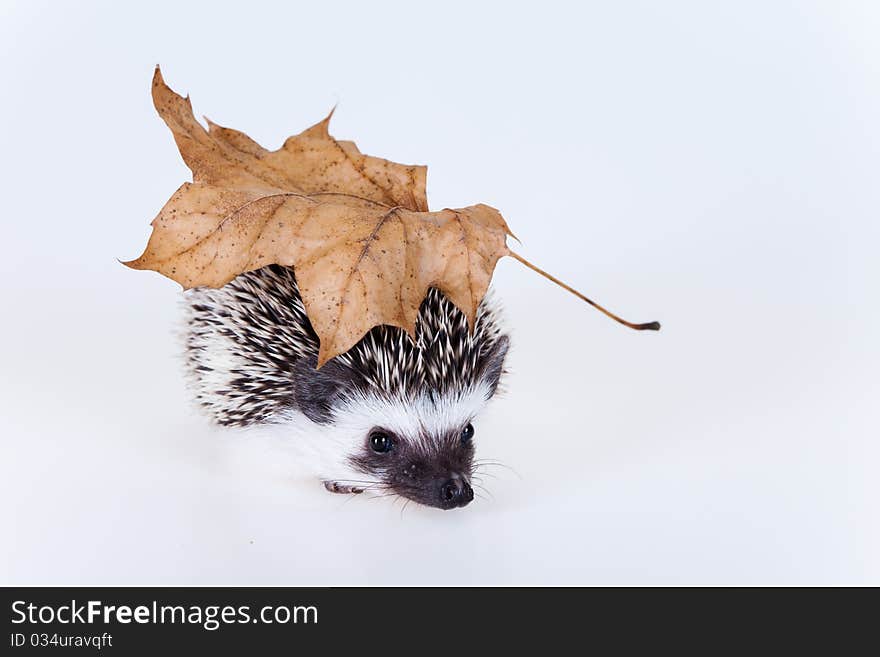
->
[266,383,493,485]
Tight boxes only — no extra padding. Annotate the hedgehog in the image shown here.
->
[183,264,510,510]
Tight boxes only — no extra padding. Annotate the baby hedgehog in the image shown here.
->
[184,265,510,510]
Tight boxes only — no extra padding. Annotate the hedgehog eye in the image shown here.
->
[369,431,394,453]
[461,423,474,444]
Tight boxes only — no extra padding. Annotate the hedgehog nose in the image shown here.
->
[439,478,474,508]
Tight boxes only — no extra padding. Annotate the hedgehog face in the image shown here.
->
[288,383,495,510]
[335,386,493,510]
[282,329,508,509]
[351,422,477,509]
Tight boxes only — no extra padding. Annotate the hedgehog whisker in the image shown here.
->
[366,492,399,502]
[473,458,509,466]
[473,459,522,479]
[473,482,495,501]
[470,469,500,481]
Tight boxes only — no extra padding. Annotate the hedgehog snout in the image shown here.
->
[377,449,477,510]
[438,475,474,509]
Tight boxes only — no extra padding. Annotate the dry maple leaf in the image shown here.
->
[126,67,658,366]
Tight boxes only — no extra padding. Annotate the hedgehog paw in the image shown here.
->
[323,481,364,495]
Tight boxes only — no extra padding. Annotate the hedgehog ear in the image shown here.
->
[480,335,510,396]
[292,357,356,425]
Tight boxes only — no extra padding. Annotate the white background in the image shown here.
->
[2,1,878,585]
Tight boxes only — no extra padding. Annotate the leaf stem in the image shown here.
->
[508,250,661,331]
